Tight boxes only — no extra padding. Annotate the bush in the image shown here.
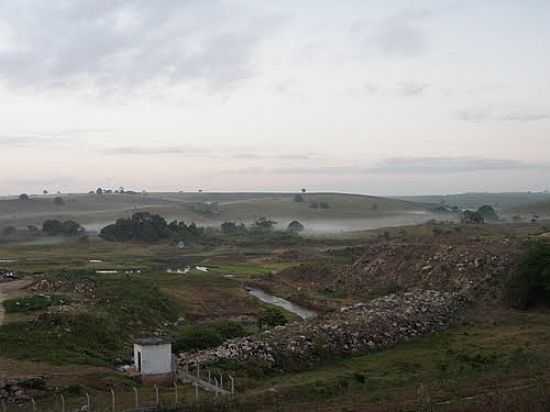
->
[258,307,288,329]
[100,212,205,242]
[477,205,499,221]
[53,197,65,206]
[505,241,550,309]
[3,295,69,313]
[2,226,16,236]
[42,219,83,236]
[293,194,305,203]
[287,220,305,233]
[174,321,247,353]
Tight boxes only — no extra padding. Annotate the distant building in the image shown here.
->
[133,338,175,384]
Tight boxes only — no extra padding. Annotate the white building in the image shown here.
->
[133,338,175,384]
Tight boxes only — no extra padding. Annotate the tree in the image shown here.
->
[301,188,306,193]
[287,220,305,233]
[19,193,30,200]
[100,212,205,242]
[2,226,16,236]
[96,188,103,195]
[53,197,65,206]
[42,219,83,236]
[258,307,288,329]
[27,225,39,234]
[221,221,246,234]
[477,205,498,221]
[461,210,484,224]
[43,190,48,195]
[251,217,277,232]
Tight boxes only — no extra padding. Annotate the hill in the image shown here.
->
[0,192,431,234]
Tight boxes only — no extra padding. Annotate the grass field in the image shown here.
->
[0,191,431,235]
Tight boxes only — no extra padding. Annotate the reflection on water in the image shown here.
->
[247,287,317,320]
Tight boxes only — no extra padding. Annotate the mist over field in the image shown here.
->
[2,2,550,411]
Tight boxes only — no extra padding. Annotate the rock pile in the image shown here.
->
[31,279,96,299]
[0,270,16,282]
[179,289,466,371]
[0,377,46,403]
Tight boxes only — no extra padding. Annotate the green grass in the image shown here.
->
[3,294,69,313]
[231,310,550,409]
[0,313,124,366]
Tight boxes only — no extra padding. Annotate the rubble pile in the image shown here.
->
[179,289,466,371]
[0,377,46,403]
[31,279,96,299]
[0,270,16,282]
[341,238,522,299]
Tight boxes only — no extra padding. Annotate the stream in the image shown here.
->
[246,287,317,320]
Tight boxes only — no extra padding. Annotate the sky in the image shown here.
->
[0,0,549,196]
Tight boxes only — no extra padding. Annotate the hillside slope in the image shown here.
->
[0,192,430,233]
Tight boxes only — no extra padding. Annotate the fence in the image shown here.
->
[1,371,235,412]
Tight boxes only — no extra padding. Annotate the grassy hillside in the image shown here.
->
[0,192,429,233]
[397,192,550,212]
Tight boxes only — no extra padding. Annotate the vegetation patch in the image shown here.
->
[505,240,550,309]
[3,294,69,313]
[174,321,248,352]
[0,313,124,366]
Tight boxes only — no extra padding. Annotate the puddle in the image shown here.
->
[166,267,191,274]
[246,287,317,320]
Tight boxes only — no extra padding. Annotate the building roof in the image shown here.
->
[134,337,172,346]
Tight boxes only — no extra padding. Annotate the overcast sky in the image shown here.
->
[1,0,549,195]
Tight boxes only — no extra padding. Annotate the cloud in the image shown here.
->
[225,157,549,176]
[499,112,550,122]
[0,1,285,93]
[396,81,429,96]
[456,108,492,123]
[102,146,314,160]
[0,135,66,147]
[102,145,212,156]
[457,107,550,123]
[366,157,548,174]
[355,9,430,59]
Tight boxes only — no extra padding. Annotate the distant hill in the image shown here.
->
[0,192,431,233]
[396,192,550,213]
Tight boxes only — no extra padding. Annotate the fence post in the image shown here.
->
[196,362,200,379]
[133,387,139,409]
[208,370,211,384]
[220,374,224,390]
[86,393,91,412]
[111,389,116,412]
[214,378,219,398]
[174,383,179,406]
[1,399,6,412]
[193,383,199,401]
[229,375,235,396]
[31,398,37,412]
[60,394,65,412]
[154,385,160,407]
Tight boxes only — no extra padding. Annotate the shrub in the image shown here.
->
[287,220,305,233]
[257,307,288,329]
[42,219,83,236]
[294,194,305,203]
[53,197,65,206]
[174,321,247,353]
[505,241,550,309]
[477,205,499,221]
[3,295,69,313]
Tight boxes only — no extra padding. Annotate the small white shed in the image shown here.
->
[133,338,175,384]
